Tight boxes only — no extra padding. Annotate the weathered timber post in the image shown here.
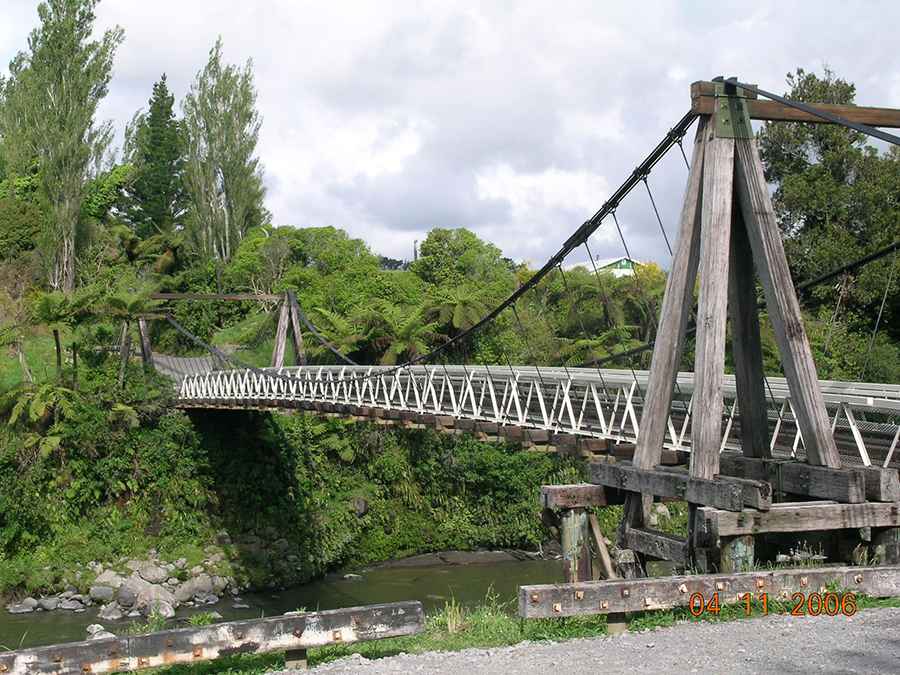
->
[272,295,290,368]
[287,290,307,366]
[560,507,592,583]
[719,535,754,572]
[872,528,900,565]
[138,318,154,371]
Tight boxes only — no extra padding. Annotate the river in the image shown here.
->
[0,555,563,650]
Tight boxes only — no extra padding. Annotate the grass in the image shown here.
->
[0,329,63,390]
[144,589,900,675]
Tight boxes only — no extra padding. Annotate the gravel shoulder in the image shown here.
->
[296,607,900,675]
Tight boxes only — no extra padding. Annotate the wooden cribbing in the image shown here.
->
[592,461,772,511]
[858,466,900,503]
[696,501,900,541]
[716,455,866,503]
[0,602,424,674]
[519,564,900,619]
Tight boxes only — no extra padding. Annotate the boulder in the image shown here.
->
[124,575,177,615]
[190,565,204,576]
[89,631,116,641]
[125,560,143,572]
[144,600,175,619]
[174,558,188,570]
[90,585,115,602]
[7,598,38,614]
[117,584,137,608]
[98,603,124,621]
[94,570,125,589]
[211,575,228,593]
[38,597,59,611]
[86,624,105,636]
[58,599,84,611]
[174,573,214,603]
[138,562,168,584]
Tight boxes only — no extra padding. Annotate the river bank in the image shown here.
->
[0,549,563,649]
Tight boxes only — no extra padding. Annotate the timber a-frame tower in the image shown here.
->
[526,78,900,624]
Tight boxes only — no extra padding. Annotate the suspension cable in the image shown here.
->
[861,251,897,380]
[642,177,673,256]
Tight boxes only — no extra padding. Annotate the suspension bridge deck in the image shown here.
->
[172,365,900,468]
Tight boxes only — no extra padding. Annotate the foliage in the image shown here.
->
[758,67,900,346]
[0,0,124,292]
[182,38,268,262]
[124,74,187,237]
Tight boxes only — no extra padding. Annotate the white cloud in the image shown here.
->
[1,0,898,264]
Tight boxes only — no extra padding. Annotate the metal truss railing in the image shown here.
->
[177,365,900,468]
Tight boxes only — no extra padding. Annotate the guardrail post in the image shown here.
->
[285,648,308,670]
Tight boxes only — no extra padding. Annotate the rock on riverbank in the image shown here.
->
[5,544,243,619]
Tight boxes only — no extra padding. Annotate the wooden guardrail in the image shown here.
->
[520,565,900,619]
[0,601,424,674]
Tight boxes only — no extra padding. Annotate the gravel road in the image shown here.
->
[291,607,900,674]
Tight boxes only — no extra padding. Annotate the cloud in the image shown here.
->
[1,0,898,266]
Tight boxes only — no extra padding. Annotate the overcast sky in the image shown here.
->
[3,1,899,267]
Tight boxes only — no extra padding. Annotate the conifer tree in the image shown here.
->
[125,74,187,237]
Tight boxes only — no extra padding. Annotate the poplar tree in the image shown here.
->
[0,0,123,293]
[124,74,187,238]
[182,38,268,262]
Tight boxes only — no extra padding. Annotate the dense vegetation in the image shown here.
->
[0,2,897,605]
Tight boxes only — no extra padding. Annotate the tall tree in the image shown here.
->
[758,68,900,339]
[0,0,123,293]
[124,74,186,237]
[182,38,268,262]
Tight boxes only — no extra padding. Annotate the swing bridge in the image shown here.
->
[7,77,900,674]
[142,79,900,472]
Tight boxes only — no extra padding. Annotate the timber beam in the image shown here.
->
[541,484,608,509]
[591,461,772,511]
[691,81,900,128]
[622,526,688,564]
[717,454,868,503]
[519,564,900,619]
[696,501,900,542]
[0,602,424,674]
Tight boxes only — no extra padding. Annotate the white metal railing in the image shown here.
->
[176,365,900,467]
